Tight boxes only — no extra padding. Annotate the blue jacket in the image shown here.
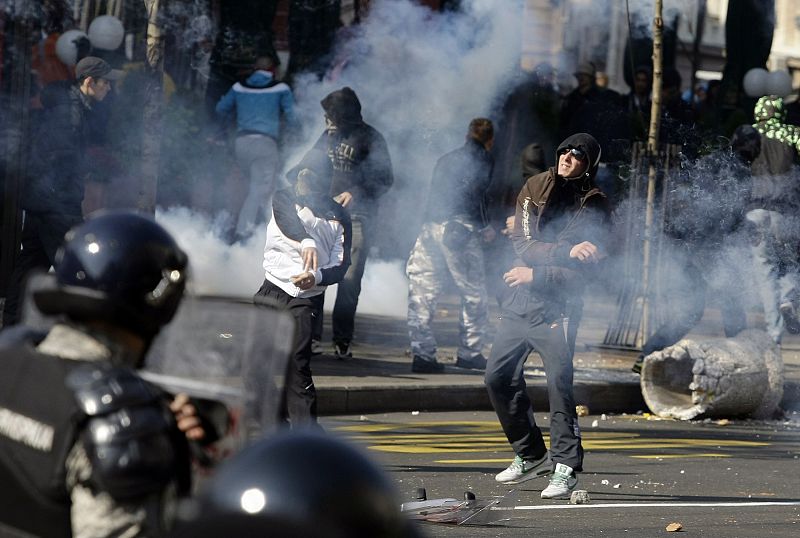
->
[215,70,294,139]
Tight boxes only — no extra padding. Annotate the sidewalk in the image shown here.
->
[312,295,800,417]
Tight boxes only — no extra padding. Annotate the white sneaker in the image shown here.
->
[541,463,578,499]
[495,452,552,484]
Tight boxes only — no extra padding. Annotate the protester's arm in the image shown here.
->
[281,87,296,124]
[215,87,236,117]
[479,158,495,232]
[317,209,352,286]
[272,188,313,244]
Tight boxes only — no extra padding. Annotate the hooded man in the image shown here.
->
[303,87,394,358]
[485,133,611,500]
[745,95,800,339]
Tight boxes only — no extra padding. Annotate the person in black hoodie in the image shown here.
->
[486,133,611,500]
[302,87,393,358]
[406,118,495,373]
[3,57,121,326]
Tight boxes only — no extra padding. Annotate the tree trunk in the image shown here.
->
[640,0,663,345]
[139,0,165,214]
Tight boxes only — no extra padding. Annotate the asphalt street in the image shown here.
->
[322,410,800,537]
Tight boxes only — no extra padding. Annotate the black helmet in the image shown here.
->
[174,431,419,538]
[33,211,188,339]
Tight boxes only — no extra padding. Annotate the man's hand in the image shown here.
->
[482,226,496,243]
[291,271,316,290]
[503,266,534,287]
[170,393,204,441]
[334,191,353,208]
[302,246,318,272]
[502,215,515,236]
[569,241,601,263]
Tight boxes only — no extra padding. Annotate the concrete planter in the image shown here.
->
[640,329,784,420]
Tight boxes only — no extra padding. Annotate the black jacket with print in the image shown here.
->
[509,168,611,306]
[309,122,393,220]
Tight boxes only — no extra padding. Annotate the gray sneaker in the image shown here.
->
[541,462,578,499]
[495,452,552,484]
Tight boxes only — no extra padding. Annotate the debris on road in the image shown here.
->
[569,490,591,504]
[666,522,683,532]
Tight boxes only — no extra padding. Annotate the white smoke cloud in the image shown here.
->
[323,259,409,318]
[157,0,528,317]
[287,0,524,182]
[157,207,265,297]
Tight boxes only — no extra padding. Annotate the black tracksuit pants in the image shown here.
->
[311,218,369,345]
[484,306,584,472]
[255,279,320,428]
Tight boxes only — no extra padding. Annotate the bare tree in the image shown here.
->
[640,0,663,343]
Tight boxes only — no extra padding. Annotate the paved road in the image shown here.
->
[322,411,800,537]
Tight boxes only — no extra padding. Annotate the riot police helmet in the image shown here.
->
[33,210,188,340]
[174,430,419,538]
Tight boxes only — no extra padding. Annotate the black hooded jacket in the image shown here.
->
[508,133,611,308]
[310,87,393,220]
[23,81,91,216]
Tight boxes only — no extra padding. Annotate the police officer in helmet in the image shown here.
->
[0,211,206,538]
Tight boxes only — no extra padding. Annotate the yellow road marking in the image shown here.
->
[336,421,771,457]
[630,453,730,459]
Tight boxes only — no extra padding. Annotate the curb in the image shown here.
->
[317,378,800,417]
[317,373,647,416]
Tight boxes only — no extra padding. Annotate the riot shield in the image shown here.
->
[18,274,294,448]
[145,294,294,445]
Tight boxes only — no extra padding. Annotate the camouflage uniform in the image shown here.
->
[747,96,800,342]
[406,218,489,362]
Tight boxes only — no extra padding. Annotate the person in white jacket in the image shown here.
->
[255,157,351,427]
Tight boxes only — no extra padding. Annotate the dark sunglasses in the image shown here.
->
[558,147,587,161]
